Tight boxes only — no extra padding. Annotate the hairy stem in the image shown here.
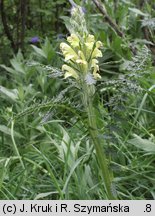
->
[82,85,116,199]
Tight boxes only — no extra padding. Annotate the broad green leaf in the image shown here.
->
[0,65,15,74]
[0,125,24,138]
[128,134,155,153]
[129,8,148,17]
[10,59,25,74]
[0,85,18,101]
[31,45,47,58]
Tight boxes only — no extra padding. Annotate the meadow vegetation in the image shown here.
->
[0,0,155,200]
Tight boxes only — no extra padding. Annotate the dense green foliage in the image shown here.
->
[0,0,155,200]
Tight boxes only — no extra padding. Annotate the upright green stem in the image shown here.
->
[83,85,116,199]
[11,120,25,169]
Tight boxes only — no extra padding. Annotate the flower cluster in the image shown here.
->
[60,33,103,81]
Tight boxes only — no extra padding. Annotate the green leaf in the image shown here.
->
[0,85,18,101]
[129,8,148,17]
[36,9,51,16]
[31,45,47,58]
[34,191,58,200]
[10,59,25,74]
[62,155,86,193]
[0,65,15,74]
[128,134,155,153]
[0,125,24,138]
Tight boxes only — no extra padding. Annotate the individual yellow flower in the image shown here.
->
[85,42,94,51]
[93,66,101,79]
[84,34,95,57]
[64,53,78,61]
[84,37,103,61]
[86,34,95,43]
[91,59,101,79]
[76,59,88,73]
[91,59,99,67]
[92,47,103,58]
[96,41,102,48]
[60,42,70,52]
[62,64,79,79]
[78,50,85,60]
[67,34,80,48]
[76,50,88,72]
[60,42,78,61]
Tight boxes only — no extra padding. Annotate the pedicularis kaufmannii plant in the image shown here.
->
[60,6,116,199]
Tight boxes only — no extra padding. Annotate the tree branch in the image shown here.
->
[0,0,17,52]
[20,0,27,50]
[92,0,124,37]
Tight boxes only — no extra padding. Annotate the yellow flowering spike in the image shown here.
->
[67,34,80,48]
[60,32,103,80]
[62,64,79,79]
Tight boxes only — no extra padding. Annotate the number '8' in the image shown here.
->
[146,204,151,212]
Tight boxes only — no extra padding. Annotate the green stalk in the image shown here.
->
[11,120,25,169]
[83,85,116,199]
